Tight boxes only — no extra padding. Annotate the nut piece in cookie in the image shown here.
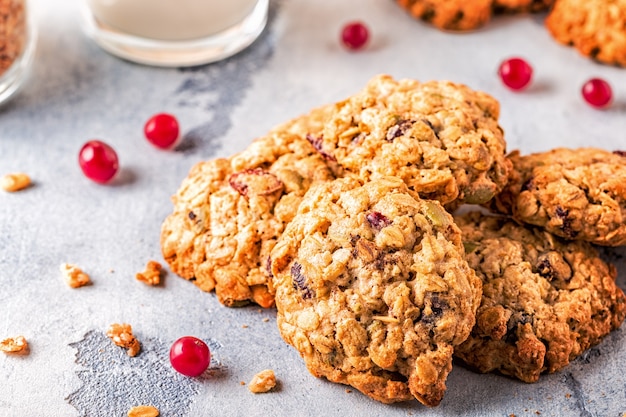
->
[454,212,626,382]
[160,130,334,308]
[271,176,482,406]
[490,148,626,246]
[546,0,626,67]
[302,74,510,208]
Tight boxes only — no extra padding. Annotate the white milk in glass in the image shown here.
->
[87,0,259,41]
[81,0,268,66]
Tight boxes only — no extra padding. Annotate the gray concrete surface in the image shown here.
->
[1,1,625,416]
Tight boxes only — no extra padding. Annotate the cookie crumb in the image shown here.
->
[242,324,248,329]
[1,173,31,192]
[135,260,162,286]
[565,393,571,398]
[60,263,91,288]
[345,389,352,393]
[0,336,29,354]
[262,318,270,323]
[106,323,141,357]
[240,381,246,385]
[248,369,277,393]
[127,405,159,417]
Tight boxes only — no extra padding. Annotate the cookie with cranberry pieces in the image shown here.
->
[489,148,626,246]
[298,75,511,208]
[454,211,626,382]
[160,130,334,308]
[546,0,626,67]
[270,176,482,406]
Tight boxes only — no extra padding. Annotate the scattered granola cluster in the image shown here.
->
[0,0,26,78]
[0,335,28,354]
[106,323,141,357]
[127,405,159,417]
[60,263,91,289]
[136,261,163,286]
[248,369,277,393]
[0,172,31,192]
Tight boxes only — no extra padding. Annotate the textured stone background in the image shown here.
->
[1,0,625,416]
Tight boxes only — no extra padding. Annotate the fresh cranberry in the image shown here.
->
[144,113,180,149]
[582,78,613,109]
[78,140,119,184]
[498,57,533,91]
[169,336,210,377]
[341,21,369,50]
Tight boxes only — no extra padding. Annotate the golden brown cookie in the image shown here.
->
[490,148,626,246]
[396,0,553,31]
[160,131,334,308]
[546,0,626,67]
[300,75,511,208]
[270,176,482,406]
[454,211,626,382]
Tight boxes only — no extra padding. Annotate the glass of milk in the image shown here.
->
[80,0,268,67]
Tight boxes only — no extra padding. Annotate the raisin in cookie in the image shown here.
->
[546,0,626,67]
[454,211,626,382]
[396,0,553,31]
[300,75,511,208]
[490,148,626,246]
[270,176,482,406]
[160,131,334,308]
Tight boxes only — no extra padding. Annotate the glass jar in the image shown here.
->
[0,0,35,106]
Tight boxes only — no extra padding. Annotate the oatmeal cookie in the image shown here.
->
[546,0,626,67]
[396,0,553,31]
[301,75,511,208]
[160,131,334,308]
[270,176,482,406]
[454,211,626,382]
[490,148,626,246]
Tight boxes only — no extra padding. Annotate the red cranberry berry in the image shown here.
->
[341,21,369,50]
[144,113,180,149]
[498,57,533,91]
[582,78,613,109]
[169,336,211,377]
[78,140,119,184]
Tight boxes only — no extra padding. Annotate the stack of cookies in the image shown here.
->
[160,75,626,406]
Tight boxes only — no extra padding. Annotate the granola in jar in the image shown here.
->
[0,0,34,104]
